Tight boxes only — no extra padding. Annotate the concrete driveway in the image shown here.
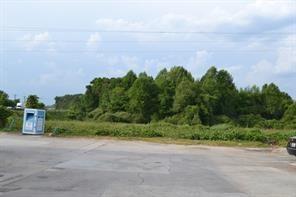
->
[0,133,295,197]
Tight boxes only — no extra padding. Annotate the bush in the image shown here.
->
[212,115,233,125]
[67,110,86,121]
[88,108,105,120]
[210,123,234,131]
[113,112,133,123]
[4,115,22,131]
[46,110,70,121]
[282,103,296,122]
[52,127,67,136]
[43,120,296,145]
[130,113,146,123]
[237,114,265,128]
[282,103,296,129]
[163,106,201,126]
[258,119,284,129]
[0,106,12,128]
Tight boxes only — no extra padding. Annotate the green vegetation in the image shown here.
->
[1,66,296,147]
[55,94,83,110]
[51,66,295,129]
[25,95,45,109]
[3,112,294,146]
[0,106,12,127]
[43,121,296,146]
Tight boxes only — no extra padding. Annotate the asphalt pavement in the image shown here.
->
[0,133,296,197]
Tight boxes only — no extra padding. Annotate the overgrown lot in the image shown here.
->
[2,110,295,147]
[40,121,296,146]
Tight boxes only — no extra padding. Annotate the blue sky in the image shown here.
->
[0,0,295,104]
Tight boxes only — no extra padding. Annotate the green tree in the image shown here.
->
[154,66,194,118]
[173,80,198,113]
[55,94,83,109]
[0,91,9,106]
[167,66,194,88]
[238,86,264,115]
[215,69,238,117]
[200,66,219,120]
[25,95,45,109]
[282,103,296,122]
[128,75,159,122]
[84,77,123,112]
[109,87,128,112]
[261,83,293,119]
[155,69,174,118]
[200,67,238,118]
[122,70,137,90]
[0,106,12,128]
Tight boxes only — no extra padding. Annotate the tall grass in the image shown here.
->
[44,121,296,145]
[3,114,295,146]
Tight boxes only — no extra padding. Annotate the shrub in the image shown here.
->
[0,106,12,128]
[113,112,132,123]
[210,123,234,131]
[67,110,86,121]
[238,114,265,128]
[88,108,105,120]
[52,127,67,136]
[46,110,70,121]
[130,113,146,123]
[97,112,117,122]
[212,115,233,125]
[282,103,296,122]
[43,120,296,145]
[5,115,22,131]
[163,106,201,126]
[97,112,132,123]
[258,119,284,129]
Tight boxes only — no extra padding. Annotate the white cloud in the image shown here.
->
[274,35,296,74]
[242,0,294,19]
[95,0,295,35]
[94,53,141,76]
[86,32,102,49]
[37,63,85,87]
[246,59,273,84]
[186,50,211,77]
[21,32,53,51]
[246,34,296,85]
[96,19,144,31]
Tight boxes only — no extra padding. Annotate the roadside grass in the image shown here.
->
[2,119,294,147]
[45,120,294,147]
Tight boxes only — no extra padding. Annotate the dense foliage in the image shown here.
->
[25,95,45,109]
[55,94,83,110]
[53,66,295,128]
[44,121,296,146]
[0,91,18,128]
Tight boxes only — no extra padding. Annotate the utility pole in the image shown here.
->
[23,96,26,105]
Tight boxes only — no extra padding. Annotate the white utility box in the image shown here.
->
[22,108,46,135]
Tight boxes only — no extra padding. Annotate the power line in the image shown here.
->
[3,0,292,3]
[0,39,286,43]
[2,49,281,53]
[3,26,293,35]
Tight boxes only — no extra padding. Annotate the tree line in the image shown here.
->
[54,66,296,128]
[0,93,46,127]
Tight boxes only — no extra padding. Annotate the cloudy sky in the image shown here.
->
[0,0,295,104]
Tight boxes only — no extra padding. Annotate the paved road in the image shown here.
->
[0,133,295,197]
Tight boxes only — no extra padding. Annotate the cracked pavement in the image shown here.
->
[0,133,296,197]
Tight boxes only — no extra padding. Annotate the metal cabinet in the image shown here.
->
[22,108,46,135]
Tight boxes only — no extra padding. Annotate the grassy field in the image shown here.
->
[44,120,295,147]
[2,118,295,147]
